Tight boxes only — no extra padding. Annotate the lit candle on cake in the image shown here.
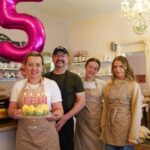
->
[42,92,45,103]
[24,92,27,104]
[38,93,40,103]
[45,95,47,104]
[30,93,32,104]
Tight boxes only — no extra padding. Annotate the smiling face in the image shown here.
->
[85,61,100,79]
[25,56,43,80]
[52,51,69,69]
[112,60,126,80]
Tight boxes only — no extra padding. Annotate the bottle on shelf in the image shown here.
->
[73,50,88,63]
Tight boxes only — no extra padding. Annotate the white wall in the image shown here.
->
[68,11,150,59]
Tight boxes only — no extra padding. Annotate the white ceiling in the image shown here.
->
[18,0,122,23]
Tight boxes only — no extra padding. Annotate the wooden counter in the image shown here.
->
[0,119,17,132]
[135,144,150,150]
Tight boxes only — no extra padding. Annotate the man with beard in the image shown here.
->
[43,46,85,150]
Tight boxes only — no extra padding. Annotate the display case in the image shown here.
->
[0,62,22,96]
[0,68,20,81]
[0,62,21,81]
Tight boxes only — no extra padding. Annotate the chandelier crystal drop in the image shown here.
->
[121,0,150,27]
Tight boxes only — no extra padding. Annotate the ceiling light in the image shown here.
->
[121,0,150,33]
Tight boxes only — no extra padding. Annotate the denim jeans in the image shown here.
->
[105,144,134,150]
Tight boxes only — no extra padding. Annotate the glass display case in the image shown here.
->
[0,62,21,81]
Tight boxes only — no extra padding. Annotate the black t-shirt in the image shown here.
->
[43,70,84,113]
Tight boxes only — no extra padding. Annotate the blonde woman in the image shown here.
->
[100,56,143,150]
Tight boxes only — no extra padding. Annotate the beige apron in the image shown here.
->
[101,80,132,146]
[75,79,104,150]
[16,79,60,150]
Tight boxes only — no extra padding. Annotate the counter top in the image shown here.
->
[0,119,17,132]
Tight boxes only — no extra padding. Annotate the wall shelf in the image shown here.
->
[0,68,19,71]
[0,78,17,81]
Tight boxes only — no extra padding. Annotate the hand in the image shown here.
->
[46,113,59,122]
[55,115,68,132]
[13,109,22,119]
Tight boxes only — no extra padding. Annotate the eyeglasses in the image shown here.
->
[54,54,67,58]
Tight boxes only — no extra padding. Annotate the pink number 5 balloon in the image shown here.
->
[0,0,45,62]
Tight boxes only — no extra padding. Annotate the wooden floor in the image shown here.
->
[135,144,150,150]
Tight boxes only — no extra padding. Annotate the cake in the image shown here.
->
[28,105,35,116]
[40,104,49,115]
[22,104,29,115]
[35,106,43,116]
[22,103,49,116]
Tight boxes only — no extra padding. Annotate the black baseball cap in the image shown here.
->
[53,46,69,56]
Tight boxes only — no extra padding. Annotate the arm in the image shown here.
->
[63,92,85,120]
[8,80,23,119]
[47,101,64,122]
[8,102,22,119]
[56,92,85,131]
[128,83,143,144]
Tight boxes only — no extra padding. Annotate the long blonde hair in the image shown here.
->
[111,56,135,81]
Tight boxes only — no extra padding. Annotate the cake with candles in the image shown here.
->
[22,91,49,116]
[22,103,49,116]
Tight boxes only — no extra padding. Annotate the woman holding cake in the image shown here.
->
[8,52,63,150]
[74,58,105,150]
[100,56,143,150]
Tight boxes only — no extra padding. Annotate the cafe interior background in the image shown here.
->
[0,0,150,150]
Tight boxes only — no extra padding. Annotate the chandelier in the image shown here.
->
[121,0,150,29]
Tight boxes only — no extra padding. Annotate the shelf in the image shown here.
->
[101,60,112,63]
[96,74,111,77]
[71,62,86,65]
[0,68,19,71]
[100,74,112,76]
[0,78,17,81]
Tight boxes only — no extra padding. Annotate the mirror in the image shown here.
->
[122,51,148,92]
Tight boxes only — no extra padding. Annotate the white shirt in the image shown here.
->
[10,78,62,108]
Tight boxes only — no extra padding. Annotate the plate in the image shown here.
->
[20,112,51,119]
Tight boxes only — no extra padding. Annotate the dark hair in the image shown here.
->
[24,51,44,66]
[53,46,69,56]
[111,56,135,81]
[85,58,101,70]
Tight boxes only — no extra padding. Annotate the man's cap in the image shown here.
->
[53,46,69,56]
